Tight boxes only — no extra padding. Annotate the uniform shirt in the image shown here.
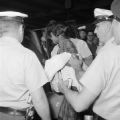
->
[96,37,115,54]
[70,38,92,58]
[0,36,48,109]
[70,38,92,70]
[80,44,120,120]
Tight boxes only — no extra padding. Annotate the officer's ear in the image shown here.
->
[19,24,24,34]
[18,24,24,43]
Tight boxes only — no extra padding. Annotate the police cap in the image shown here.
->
[0,11,28,23]
[93,8,113,24]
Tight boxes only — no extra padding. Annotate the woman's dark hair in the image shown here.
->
[63,25,79,39]
[52,24,66,36]
[46,22,66,38]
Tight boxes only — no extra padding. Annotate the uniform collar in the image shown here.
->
[0,36,20,44]
[106,37,115,45]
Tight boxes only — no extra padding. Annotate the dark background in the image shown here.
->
[0,0,113,28]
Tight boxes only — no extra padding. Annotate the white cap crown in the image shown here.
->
[78,25,86,30]
[0,11,28,18]
[94,8,113,18]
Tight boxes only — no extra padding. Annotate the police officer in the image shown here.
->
[0,11,51,120]
[93,8,116,54]
[58,1,120,119]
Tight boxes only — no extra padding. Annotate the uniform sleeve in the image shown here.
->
[80,52,107,96]
[77,40,92,58]
[25,52,49,93]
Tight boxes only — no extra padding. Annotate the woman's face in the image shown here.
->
[65,41,77,53]
[87,32,94,41]
[79,30,86,39]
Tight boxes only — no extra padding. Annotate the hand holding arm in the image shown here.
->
[58,78,96,113]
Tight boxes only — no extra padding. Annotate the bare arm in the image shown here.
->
[31,87,51,120]
[58,51,107,112]
[83,55,93,66]
[58,80,97,113]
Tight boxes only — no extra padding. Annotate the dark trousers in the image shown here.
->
[0,112,25,120]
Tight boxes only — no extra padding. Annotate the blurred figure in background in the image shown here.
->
[93,34,99,47]
[86,31,97,59]
[92,34,99,58]
[78,26,87,41]
[40,28,53,64]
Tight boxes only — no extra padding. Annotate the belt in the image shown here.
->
[0,107,26,116]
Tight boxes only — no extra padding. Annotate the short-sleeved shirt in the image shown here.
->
[96,37,115,54]
[70,38,92,58]
[80,44,120,120]
[70,38,92,70]
[0,36,48,109]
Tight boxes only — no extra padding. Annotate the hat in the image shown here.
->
[111,0,120,22]
[0,11,28,23]
[78,25,86,30]
[93,8,113,24]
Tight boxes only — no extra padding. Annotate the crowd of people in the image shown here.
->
[40,22,99,62]
[1,0,120,120]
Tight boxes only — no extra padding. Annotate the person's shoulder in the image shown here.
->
[109,45,120,54]
[76,38,87,45]
[70,38,82,43]
[78,39,86,43]
[97,45,119,59]
[22,46,37,58]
